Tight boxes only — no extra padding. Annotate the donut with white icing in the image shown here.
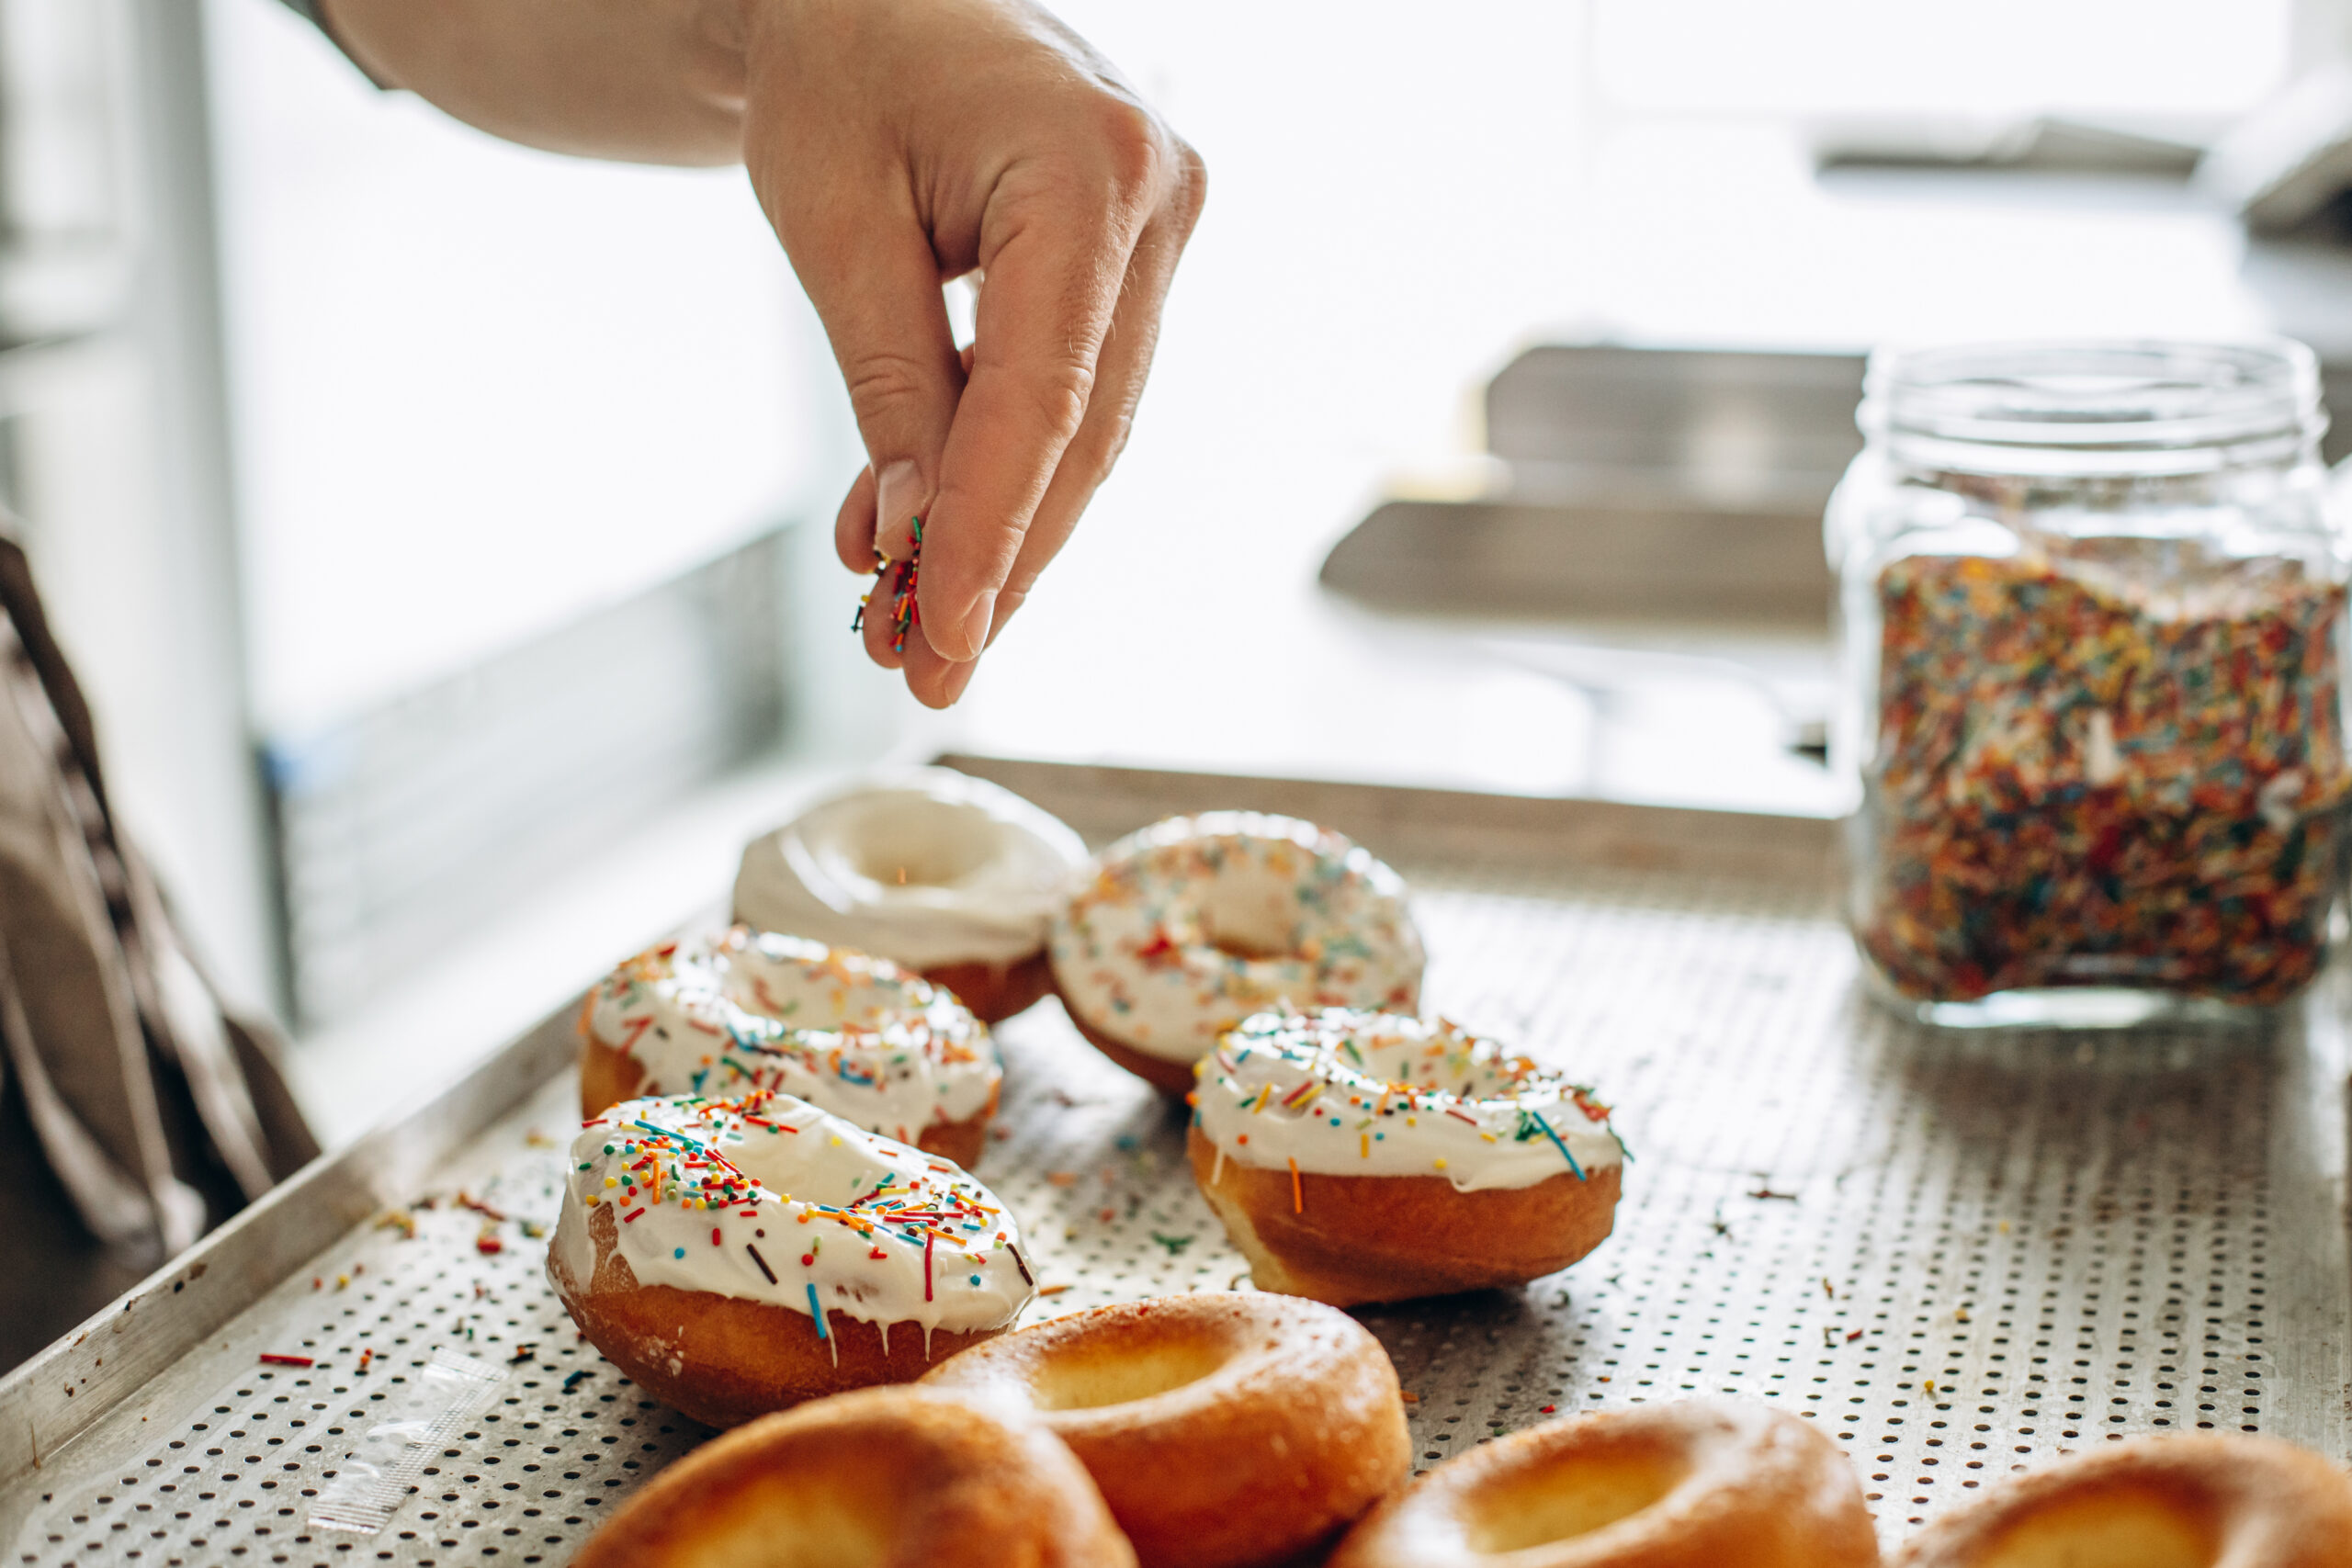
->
[1187,1010,1624,1305]
[734,767,1089,1021]
[1050,813,1425,1093]
[548,1089,1036,1427]
[578,928,1000,1167]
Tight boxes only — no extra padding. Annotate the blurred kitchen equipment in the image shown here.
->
[2199,62,2352,233]
[1811,113,2210,176]
[1324,346,1857,626]
[1321,345,1856,762]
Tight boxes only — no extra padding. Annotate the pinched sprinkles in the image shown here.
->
[1863,547,2351,1003]
[850,516,924,654]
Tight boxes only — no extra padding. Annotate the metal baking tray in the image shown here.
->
[1317,496,1833,625]
[5,757,2346,1565]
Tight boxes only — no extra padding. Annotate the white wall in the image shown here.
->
[204,0,852,742]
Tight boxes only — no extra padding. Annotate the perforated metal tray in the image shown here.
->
[5,759,2346,1566]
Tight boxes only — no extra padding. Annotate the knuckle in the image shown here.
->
[1169,141,1208,226]
[1022,357,1096,445]
[1088,99,1166,197]
[842,350,945,430]
[1065,398,1133,481]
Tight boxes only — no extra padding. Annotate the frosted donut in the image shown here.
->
[571,1385,1136,1568]
[922,1292,1409,1568]
[1188,1010,1625,1306]
[548,1089,1035,1427]
[734,767,1089,1021]
[1893,1432,2352,1568]
[578,928,1000,1168]
[1051,812,1425,1093]
[1329,1398,1878,1568]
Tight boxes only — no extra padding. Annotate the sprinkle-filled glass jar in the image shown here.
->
[1826,340,2351,1028]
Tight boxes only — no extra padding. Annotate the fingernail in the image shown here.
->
[950,591,995,661]
[938,655,979,706]
[875,461,922,559]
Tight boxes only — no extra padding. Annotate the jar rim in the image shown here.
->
[1862,338,2324,475]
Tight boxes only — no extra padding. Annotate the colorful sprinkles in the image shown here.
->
[851,516,924,654]
[1863,546,2351,1003]
[1052,813,1426,1066]
[571,1089,1027,1338]
[1197,1010,1626,1187]
[583,929,997,1149]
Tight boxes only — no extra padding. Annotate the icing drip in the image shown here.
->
[734,768,1088,970]
[584,928,998,1145]
[564,1089,1035,1334]
[1193,1009,1625,1193]
[1050,813,1425,1065]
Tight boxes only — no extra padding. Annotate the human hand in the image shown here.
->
[738,0,1204,706]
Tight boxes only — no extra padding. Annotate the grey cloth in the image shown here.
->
[0,522,319,1375]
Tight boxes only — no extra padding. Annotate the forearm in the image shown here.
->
[317,0,750,165]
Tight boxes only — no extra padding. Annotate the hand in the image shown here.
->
[316,0,1199,707]
[738,0,1205,706]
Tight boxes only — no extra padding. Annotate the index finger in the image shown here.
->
[917,181,1143,661]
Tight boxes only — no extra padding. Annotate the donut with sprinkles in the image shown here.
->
[548,1089,1035,1427]
[1188,1009,1624,1306]
[579,928,1001,1167]
[1050,813,1424,1093]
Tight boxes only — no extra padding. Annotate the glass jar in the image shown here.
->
[1826,340,2352,1028]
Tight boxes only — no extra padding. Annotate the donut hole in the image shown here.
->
[1461,1449,1688,1553]
[1196,873,1305,961]
[1973,1485,2215,1568]
[841,801,1001,889]
[665,1473,895,1567]
[1023,1337,1234,1411]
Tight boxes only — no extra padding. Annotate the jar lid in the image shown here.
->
[1864,339,2324,477]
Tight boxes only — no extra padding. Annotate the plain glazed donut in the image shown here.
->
[548,1089,1035,1427]
[579,928,1000,1168]
[1330,1398,1878,1568]
[1892,1432,2352,1568]
[570,1385,1136,1568]
[920,1292,1408,1568]
[733,767,1089,1021]
[1051,812,1425,1093]
[1189,1010,1624,1305]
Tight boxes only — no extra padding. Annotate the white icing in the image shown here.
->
[584,929,998,1145]
[1050,813,1425,1065]
[560,1090,1035,1334]
[734,768,1089,970]
[552,1192,595,1289]
[1193,1010,1625,1193]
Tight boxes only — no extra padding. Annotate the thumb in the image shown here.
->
[796,213,965,567]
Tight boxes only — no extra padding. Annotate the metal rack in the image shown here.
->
[5,759,2344,1564]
